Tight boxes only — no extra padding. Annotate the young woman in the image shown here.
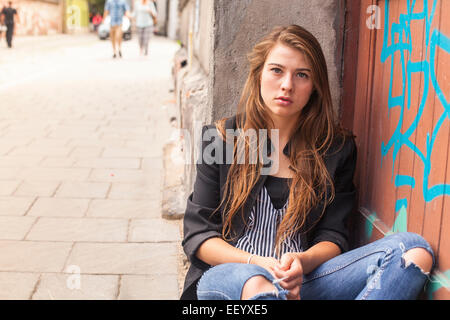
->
[132,0,157,56]
[181,25,435,300]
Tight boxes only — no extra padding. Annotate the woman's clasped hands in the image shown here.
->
[253,252,303,300]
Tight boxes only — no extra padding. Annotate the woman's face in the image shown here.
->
[260,43,314,122]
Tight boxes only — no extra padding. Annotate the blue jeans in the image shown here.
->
[197,232,435,300]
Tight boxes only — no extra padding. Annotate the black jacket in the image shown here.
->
[181,115,357,299]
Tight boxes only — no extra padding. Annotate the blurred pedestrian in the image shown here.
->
[0,3,4,42]
[1,1,19,48]
[132,0,157,56]
[103,0,130,58]
[92,12,102,32]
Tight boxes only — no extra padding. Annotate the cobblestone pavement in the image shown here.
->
[0,33,183,299]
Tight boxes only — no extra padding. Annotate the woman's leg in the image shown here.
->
[137,27,144,52]
[300,232,435,300]
[142,26,152,55]
[197,263,289,300]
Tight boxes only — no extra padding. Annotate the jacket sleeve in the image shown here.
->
[182,125,224,269]
[309,136,357,253]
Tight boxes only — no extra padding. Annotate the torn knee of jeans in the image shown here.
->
[400,254,431,276]
[399,243,433,275]
[249,287,289,300]
[243,275,289,300]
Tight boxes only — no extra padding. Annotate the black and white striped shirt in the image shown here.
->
[235,181,302,259]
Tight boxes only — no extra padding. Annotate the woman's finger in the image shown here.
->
[278,253,295,271]
[277,274,303,290]
[273,266,288,281]
[286,286,301,300]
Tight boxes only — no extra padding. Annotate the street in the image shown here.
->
[0,33,182,299]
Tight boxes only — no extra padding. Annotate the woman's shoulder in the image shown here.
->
[201,114,239,139]
[325,130,356,161]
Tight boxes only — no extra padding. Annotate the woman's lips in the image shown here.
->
[275,97,293,106]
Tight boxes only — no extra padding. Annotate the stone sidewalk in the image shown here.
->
[0,33,184,299]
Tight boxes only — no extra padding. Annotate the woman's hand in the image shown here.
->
[273,253,303,300]
[251,255,279,276]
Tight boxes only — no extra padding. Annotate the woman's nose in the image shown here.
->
[281,75,293,92]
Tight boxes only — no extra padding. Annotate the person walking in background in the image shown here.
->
[92,12,102,32]
[0,2,5,42]
[1,1,19,48]
[132,0,157,56]
[103,0,130,58]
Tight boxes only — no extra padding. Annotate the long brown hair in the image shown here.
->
[215,25,346,254]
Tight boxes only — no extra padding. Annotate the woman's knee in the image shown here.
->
[241,275,277,300]
[385,232,435,271]
[197,263,276,299]
[402,247,433,274]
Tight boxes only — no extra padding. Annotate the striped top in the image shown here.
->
[235,184,302,259]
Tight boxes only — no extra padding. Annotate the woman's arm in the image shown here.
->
[197,237,280,275]
[295,241,341,274]
[183,125,234,269]
[196,237,250,265]
[309,136,357,253]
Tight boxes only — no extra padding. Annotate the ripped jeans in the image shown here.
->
[196,232,435,300]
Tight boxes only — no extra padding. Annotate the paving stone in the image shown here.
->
[47,130,100,139]
[73,158,141,169]
[0,272,40,299]
[0,168,21,180]
[27,139,70,148]
[40,157,76,168]
[14,181,60,197]
[100,126,148,137]
[27,198,90,217]
[102,147,153,158]
[32,274,119,300]
[129,219,181,242]
[0,216,36,240]
[0,156,44,168]
[0,240,72,272]
[89,169,147,183]
[66,242,178,275]
[0,146,13,156]
[67,138,125,148]
[19,168,91,182]
[124,139,157,149]
[55,182,110,199]
[118,275,179,299]
[0,197,35,216]
[8,146,73,157]
[0,180,21,196]
[108,183,161,200]
[87,199,160,218]
[26,217,128,242]
[70,147,103,158]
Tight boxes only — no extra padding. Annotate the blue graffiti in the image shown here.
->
[395,175,416,188]
[380,0,450,202]
[378,0,450,299]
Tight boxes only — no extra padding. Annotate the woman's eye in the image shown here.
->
[297,72,308,78]
[271,68,282,74]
